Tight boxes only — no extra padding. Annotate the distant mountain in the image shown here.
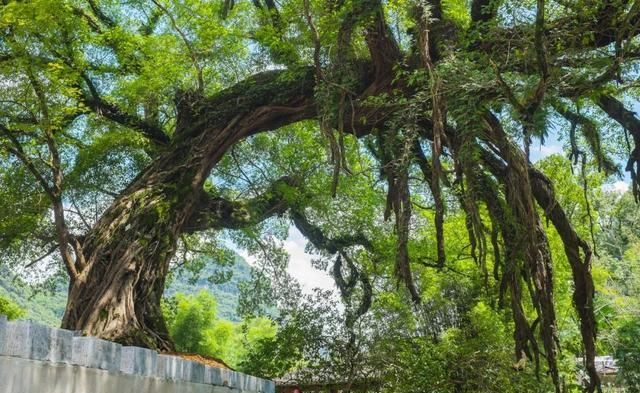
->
[165,255,252,321]
[0,268,67,326]
[0,254,252,326]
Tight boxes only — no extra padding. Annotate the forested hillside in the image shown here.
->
[0,254,252,325]
[0,266,67,326]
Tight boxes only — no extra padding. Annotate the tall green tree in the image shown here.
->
[1,1,639,391]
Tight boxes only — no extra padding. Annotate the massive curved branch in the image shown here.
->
[177,67,318,138]
[184,176,300,233]
[290,209,373,254]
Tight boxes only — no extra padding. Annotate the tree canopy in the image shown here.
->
[1,0,640,391]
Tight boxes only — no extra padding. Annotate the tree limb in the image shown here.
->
[80,75,171,146]
[291,210,373,254]
[184,176,300,233]
[596,95,640,201]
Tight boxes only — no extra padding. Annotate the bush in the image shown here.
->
[0,295,26,320]
[377,302,553,393]
[166,290,218,355]
[163,290,276,368]
[616,318,640,392]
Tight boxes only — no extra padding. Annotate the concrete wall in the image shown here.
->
[0,315,274,393]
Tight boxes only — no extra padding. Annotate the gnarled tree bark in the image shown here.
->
[61,69,319,349]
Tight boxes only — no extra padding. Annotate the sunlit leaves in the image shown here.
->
[163,289,277,367]
[0,295,26,320]
[442,0,471,27]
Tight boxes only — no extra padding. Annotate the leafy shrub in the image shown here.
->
[616,318,640,392]
[0,295,26,320]
[163,290,276,368]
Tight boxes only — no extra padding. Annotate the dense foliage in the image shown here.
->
[1,0,640,392]
[616,318,640,392]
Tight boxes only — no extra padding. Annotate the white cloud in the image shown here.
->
[283,227,336,293]
[234,228,336,294]
[235,248,256,265]
[602,180,629,194]
[530,142,564,163]
[538,144,563,156]
[524,126,564,162]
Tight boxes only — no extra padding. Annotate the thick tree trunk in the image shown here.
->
[61,127,233,349]
[60,69,320,349]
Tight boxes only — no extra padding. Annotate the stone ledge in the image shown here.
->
[72,336,122,372]
[204,365,223,385]
[0,321,74,364]
[0,316,274,393]
[121,346,157,376]
[157,354,186,381]
[0,355,244,393]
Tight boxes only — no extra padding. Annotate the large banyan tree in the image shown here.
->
[1,0,639,391]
